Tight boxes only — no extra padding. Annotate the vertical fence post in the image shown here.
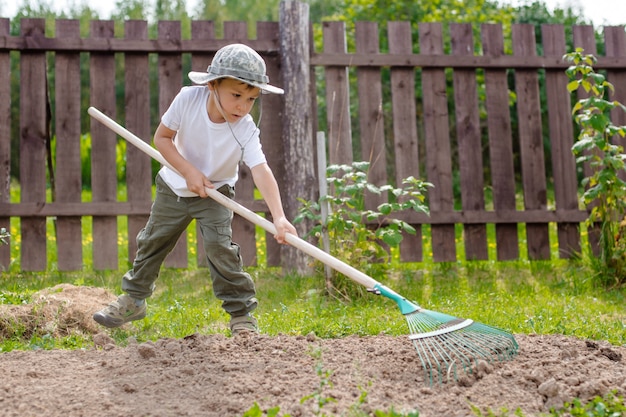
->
[55,19,83,271]
[388,21,423,263]
[0,18,11,271]
[124,20,152,268]
[158,20,187,268]
[89,20,119,270]
[20,18,48,271]
[279,0,316,274]
[419,22,457,262]
[512,24,550,260]
[542,24,580,258]
[482,23,519,261]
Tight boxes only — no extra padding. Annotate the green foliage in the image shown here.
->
[241,403,284,417]
[322,0,516,46]
[468,391,626,417]
[553,391,626,417]
[565,49,626,288]
[294,161,431,299]
[0,290,27,305]
[470,404,525,416]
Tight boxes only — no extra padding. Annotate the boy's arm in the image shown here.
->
[153,122,214,197]
[251,163,298,244]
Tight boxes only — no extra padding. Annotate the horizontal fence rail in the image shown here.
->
[1,4,625,272]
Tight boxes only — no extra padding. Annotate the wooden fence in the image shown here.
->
[1,2,626,272]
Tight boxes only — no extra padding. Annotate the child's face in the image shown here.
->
[208,78,261,124]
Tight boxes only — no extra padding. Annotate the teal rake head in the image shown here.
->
[372,284,518,384]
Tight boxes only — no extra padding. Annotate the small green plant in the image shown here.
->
[300,346,337,416]
[470,405,525,417]
[373,409,420,417]
[241,403,284,417]
[295,161,431,298]
[565,48,626,288]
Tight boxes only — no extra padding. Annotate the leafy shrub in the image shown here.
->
[553,391,626,416]
[294,161,431,299]
[565,49,626,288]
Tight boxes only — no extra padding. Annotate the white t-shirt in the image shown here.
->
[158,86,267,197]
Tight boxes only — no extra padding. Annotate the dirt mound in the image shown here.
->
[0,284,114,339]
[0,285,624,417]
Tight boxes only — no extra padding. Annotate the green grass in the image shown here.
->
[1,258,625,350]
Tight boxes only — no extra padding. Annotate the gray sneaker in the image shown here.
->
[229,314,258,336]
[93,294,147,328]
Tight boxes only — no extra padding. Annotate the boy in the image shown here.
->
[93,43,297,335]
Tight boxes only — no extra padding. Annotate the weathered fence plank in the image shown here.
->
[419,23,456,262]
[482,24,519,261]
[356,21,387,211]
[542,24,581,258]
[20,19,48,271]
[512,24,550,260]
[604,27,626,157]
[191,20,216,268]
[322,21,353,166]
[259,20,284,268]
[157,20,188,269]
[450,23,488,261]
[54,19,83,270]
[0,18,11,271]
[125,20,152,269]
[388,21,422,262]
[90,20,119,270]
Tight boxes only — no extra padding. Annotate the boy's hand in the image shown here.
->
[273,216,298,244]
[185,169,214,197]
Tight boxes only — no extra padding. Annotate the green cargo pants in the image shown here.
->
[121,174,257,317]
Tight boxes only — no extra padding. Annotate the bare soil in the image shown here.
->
[0,284,624,417]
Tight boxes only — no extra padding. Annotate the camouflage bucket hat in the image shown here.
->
[188,43,284,95]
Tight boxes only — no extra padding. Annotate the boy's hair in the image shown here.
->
[188,44,283,95]
[211,78,259,92]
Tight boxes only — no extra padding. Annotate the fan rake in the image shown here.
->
[374,284,518,383]
[88,106,519,385]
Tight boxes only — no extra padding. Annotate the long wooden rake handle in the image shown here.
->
[88,106,379,290]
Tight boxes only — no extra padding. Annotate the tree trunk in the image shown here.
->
[279,1,316,274]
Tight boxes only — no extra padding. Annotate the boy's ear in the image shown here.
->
[207,81,217,91]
